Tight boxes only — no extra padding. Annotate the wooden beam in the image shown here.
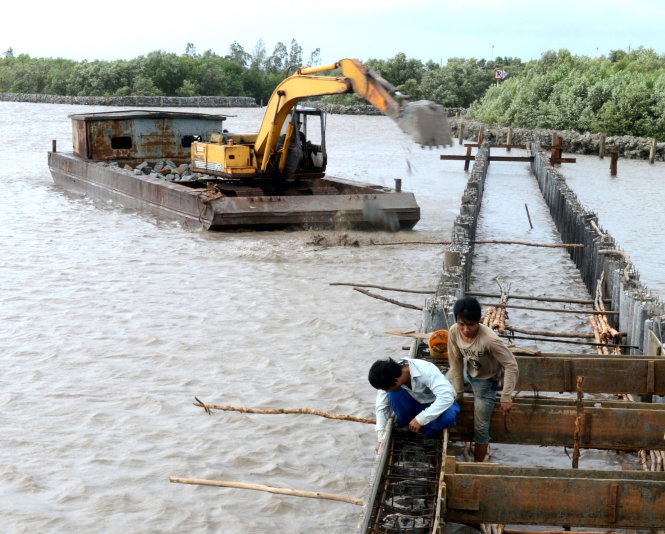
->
[428,354,665,395]
[514,354,665,395]
[444,457,665,528]
[448,397,665,450]
[440,155,534,162]
[464,143,528,149]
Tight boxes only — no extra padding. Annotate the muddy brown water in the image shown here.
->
[1,102,663,533]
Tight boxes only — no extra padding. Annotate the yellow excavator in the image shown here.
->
[190,58,451,182]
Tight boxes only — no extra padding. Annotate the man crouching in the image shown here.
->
[368,358,460,451]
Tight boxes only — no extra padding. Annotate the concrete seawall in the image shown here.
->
[0,93,257,107]
[423,143,664,355]
[529,145,664,354]
[421,143,491,333]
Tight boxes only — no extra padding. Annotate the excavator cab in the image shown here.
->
[275,108,327,179]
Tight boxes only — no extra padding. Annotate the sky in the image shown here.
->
[2,0,664,65]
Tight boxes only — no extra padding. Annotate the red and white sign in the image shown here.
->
[494,68,507,80]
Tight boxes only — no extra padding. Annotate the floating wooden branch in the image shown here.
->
[330,282,434,294]
[168,476,364,506]
[193,398,375,424]
[352,287,423,310]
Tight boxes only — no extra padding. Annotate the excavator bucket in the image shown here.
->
[396,100,453,148]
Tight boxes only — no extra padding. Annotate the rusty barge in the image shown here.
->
[48,110,420,231]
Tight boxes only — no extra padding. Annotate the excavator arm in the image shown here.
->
[254,58,406,172]
[190,58,451,180]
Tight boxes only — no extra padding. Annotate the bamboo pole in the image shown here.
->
[507,326,597,339]
[168,476,364,506]
[497,334,638,349]
[589,220,606,238]
[352,287,423,310]
[467,292,608,305]
[478,302,618,315]
[330,282,434,294]
[368,240,583,248]
[193,398,375,424]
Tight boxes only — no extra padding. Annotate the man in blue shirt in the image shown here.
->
[368,358,460,450]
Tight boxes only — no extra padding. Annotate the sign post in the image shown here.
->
[494,68,507,86]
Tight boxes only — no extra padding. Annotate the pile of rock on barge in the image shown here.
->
[48,110,420,231]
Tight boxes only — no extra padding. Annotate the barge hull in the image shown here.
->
[48,152,420,231]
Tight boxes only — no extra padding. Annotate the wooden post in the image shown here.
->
[524,203,533,229]
[551,136,563,166]
[506,127,513,152]
[458,123,465,145]
[464,145,472,171]
[649,137,656,164]
[394,178,402,192]
[610,147,618,176]
[51,139,57,153]
[599,134,606,159]
[478,125,485,145]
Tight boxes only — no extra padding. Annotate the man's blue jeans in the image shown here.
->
[387,388,460,436]
[465,374,498,444]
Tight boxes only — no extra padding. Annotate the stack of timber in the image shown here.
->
[356,142,665,533]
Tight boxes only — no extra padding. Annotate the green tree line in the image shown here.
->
[470,48,665,140]
[0,40,321,104]
[0,40,519,108]
[1,41,663,139]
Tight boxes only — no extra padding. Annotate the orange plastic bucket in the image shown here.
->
[428,330,448,358]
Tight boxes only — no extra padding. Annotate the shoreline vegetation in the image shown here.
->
[2,41,663,151]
